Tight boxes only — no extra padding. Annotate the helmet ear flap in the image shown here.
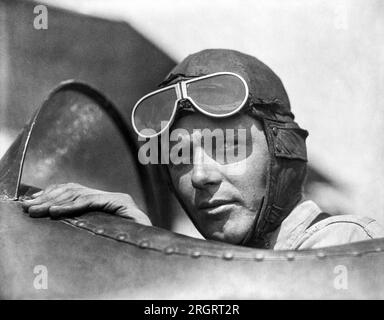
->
[240,117,309,247]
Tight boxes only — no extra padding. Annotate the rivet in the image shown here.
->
[316,251,326,259]
[255,252,264,261]
[275,144,282,153]
[191,251,201,258]
[164,246,175,255]
[222,251,234,260]
[375,247,382,252]
[286,252,295,261]
[139,240,150,249]
[95,228,104,234]
[76,221,85,227]
[352,251,361,257]
[272,126,278,136]
[117,234,126,241]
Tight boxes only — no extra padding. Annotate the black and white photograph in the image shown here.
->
[0,0,383,304]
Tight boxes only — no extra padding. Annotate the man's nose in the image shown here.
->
[191,148,222,190]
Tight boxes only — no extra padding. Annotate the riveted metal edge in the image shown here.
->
[60,218,384,261]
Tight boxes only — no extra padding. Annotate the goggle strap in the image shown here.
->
[158,73,203,88]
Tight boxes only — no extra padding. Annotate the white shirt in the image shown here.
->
[267,200,384,250]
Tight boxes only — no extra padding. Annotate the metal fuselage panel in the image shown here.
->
[1,200,384,299]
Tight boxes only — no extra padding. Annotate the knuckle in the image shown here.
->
[63,191,78,201]
[79,194,94,202]
[66,185,85,194]
[121,193,133,203]
[34,195,50,203]
[49,206,65,215]
[69,182,81,188]
[72,200,88,210]
[62,187,75,195]
[125,193,133,200]
[60,184,72,191]
[59,182,77,189]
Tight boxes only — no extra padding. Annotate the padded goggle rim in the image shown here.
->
[131,72,249,138]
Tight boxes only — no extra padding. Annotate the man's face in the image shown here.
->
[167,112,269,245]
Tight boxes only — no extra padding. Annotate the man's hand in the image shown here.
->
[21,183,152,226]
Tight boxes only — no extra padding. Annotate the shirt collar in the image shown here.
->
[266,200,322,250]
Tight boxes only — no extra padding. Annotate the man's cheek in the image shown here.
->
[176,175,194,201]
[220,158,248,177]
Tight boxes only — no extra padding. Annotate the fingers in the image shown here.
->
[26,194,77,218]
[49,199,91,219]
[24,189,76,208]
[21,183,152,226]
[31,183,65,199]
[27,200,63,218]
[22,183,86,218]
[30,183,82,203]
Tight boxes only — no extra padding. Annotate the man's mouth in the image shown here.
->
[197,199,239,216]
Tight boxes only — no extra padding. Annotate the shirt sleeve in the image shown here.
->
[295,218,384,250]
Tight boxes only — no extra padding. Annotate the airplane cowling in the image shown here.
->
[1,199,384,299]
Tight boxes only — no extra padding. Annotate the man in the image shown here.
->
[22,49,384,250]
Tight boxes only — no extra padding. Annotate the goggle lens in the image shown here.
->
[133,87,177,136]
[186,74,246,115]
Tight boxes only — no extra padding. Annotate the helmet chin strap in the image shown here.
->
[239,196,265,247]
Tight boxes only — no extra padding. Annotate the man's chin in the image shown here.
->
[210,231,245,245]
